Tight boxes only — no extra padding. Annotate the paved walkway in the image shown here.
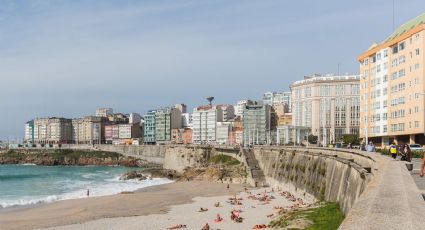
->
[411,158,425,198]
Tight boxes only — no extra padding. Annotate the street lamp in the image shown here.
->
[361,75,369,146]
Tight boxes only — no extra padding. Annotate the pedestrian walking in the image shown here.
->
[389,143,397,159]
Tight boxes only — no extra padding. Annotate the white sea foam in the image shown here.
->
[0,178,174,209]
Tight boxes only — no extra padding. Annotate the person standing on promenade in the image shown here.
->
[366,141,375,152]
[389,143,397,159]
[401,144,412,162]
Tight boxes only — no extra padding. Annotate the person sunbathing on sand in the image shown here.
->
[198,207,208,212]
[214,214,223,222]
[201,223,210,230]
[252,224,267,229]
[267,213,274,218]
[167,224,187,229]
[214,202,220,207]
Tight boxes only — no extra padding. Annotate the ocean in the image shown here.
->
[0,164,173,209]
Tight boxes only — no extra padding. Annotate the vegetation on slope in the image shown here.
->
[269,202,344,230]
[208,154,240,166]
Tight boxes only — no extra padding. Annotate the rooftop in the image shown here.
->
[384,12,425,43]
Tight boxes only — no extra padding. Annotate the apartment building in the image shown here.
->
[234,100,255,118]
[31,117,73,145]
[175,104,187,113]
[218,105,235,121]
[263,91,292,112]
[155,107,182,144]
[359,12,425,146]
[96,108,113,117]
[105,123,142,144]
[290,74,360,146]
[242,104,271,145]
[143,110,156,144]
[216,122,232,145]
[192,105,223,144]
[24,120,34,144]
[72,116,103,144]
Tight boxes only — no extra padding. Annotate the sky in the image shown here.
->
[1,0,425,140]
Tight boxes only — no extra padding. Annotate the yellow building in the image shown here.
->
[359,12,425,146]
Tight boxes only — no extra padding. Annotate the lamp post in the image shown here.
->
[361,75,369,146]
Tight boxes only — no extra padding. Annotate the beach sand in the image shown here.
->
[0,181,243,230]
[0,181,312,230]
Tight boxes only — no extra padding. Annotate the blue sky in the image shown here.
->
[1,0,425,140]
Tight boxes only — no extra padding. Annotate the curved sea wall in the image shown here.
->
[252,147,373,215]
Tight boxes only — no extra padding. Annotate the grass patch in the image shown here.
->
[269,202,344,230]
[208,154,240,166]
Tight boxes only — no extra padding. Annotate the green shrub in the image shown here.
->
[208,154,240,166]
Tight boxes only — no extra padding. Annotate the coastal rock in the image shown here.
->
[120,171,148,181]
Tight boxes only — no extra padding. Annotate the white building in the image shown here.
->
[192,105,223,144]
[263,91,292,112]
[290,74,360,146]
[129,113,141,124]
[216,122,232,145]
[181,113,193,128]
[96,108,113,117]
[234,100,255,117]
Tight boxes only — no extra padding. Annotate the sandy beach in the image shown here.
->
[0,181,244,230]
[0,181,313,230]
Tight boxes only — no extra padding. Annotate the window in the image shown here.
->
[415,63,420,70]
[383,75,388,82]
[399,69,405,77]
[377,64,381,73]
[384,49,388,57]
[372,55,376,63]
[392,45,398,54]
[365,58,369,65]
[377,53,381,61]
[415,121,419,128]
[416,49,420,55]
[399,42,405,51]
[399,55,405,64]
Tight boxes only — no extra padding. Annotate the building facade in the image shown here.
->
[263,92,292,112]
[24,120,34,144]
[155,107,182,144]
[216,122,232,145]
[359,12,425,146]
[72,116,103,144]
[218,104,235,121]
[96,108,113,117]
[234,100,255,118]
[31,117,73,145]
[290,74,360,146]
[192,105,223,144]
[143,110,156,144]
[242,104,271,145]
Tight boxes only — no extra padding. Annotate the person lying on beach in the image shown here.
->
[214,202,220,207]
[198,207,208,212]
[167,224,187,229]
[252,224,267,229]
[201,223,210,230]
[267,213,274,218]
[214,214,223,222]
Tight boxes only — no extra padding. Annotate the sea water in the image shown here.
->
[0,164,173,208]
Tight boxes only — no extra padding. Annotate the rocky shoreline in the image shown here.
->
[0,149,159,168]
